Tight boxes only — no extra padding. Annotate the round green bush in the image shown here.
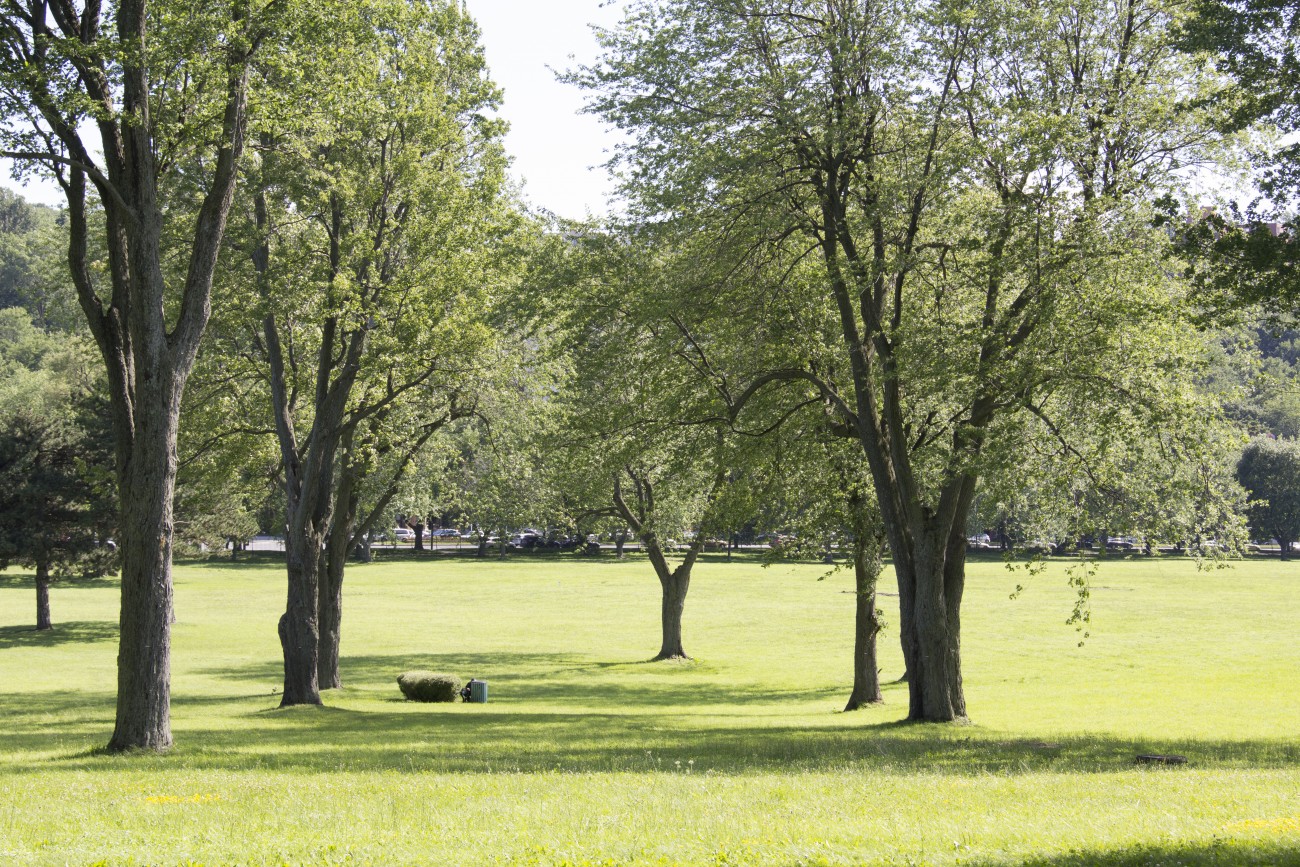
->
[396,671,462,703]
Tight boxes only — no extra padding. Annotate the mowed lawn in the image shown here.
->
[0,553,1298,866]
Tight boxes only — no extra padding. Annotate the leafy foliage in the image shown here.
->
[0,308,116,583]
[1237,436,1300,554]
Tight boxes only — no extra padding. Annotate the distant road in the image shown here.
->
[245,536,285,552]
[239,536,665,555]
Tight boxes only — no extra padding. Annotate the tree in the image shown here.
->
[759,416,889,710]
[227,0,508,704]
[545,231,765,661]
[1174,0,1300,322]
[0,189,78,331]
[1237,437,1300,558]
[1178,0,1299,152]
[0,0,274,750]
[0,308,116,630]
[578,0,1228,720]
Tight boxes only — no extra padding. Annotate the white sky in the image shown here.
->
[2,0,627,219]
[465,0,628,219]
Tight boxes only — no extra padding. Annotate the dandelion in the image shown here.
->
[1223,816,1300,835]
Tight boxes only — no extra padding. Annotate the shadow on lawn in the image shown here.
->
[0,569,116,590]
[0,620,118,649]
[970,841,1300,867]
[203,651,852,708]
[3,668,1299,777]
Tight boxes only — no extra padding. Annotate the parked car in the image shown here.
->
[431,528,460,538]
[393,527,415,542]
[510,532,542,549]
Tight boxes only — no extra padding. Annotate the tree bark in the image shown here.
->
[655,567,690,660]
[35,558,51,631]
[108,413,181,749]
[894,523,966,721]
[844,531,883,711]
[318,534,347,690]
[278,542,323,706]
[318,442,361,690]
[255,185,366,708]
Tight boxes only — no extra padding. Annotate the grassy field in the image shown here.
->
[1,552,1298,866]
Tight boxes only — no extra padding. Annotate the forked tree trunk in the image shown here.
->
[655,568,690,660]
[844,533,883,711]
[257,187,364,709]
[611,467,723,663]
[35,558,51,631]
[892,522,967,722]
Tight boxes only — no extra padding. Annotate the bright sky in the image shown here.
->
[2,0,628,219]
[464,0,628,219]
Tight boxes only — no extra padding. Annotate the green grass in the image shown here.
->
[1,553,1298,866]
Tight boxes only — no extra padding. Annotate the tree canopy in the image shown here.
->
[575,0,1236,720]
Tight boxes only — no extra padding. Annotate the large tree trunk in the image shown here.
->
[655,568,690,660]
[34,558,51,631]
[279,536,323,706]
[892,522,967,722]
[108,414,180,750]
[844,532,883,711]
[914,542,962,720]
[257,188,364,709]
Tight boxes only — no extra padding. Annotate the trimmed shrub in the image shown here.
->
[396,671,462,703]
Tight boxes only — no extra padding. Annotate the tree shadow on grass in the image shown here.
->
[0,620,117,649]
[61,711,1300,776]
[969,840,1300,866]
[3,672,1299,778]
[179,558,288,574]
[0,570,116,590]
[199,651,852,709]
